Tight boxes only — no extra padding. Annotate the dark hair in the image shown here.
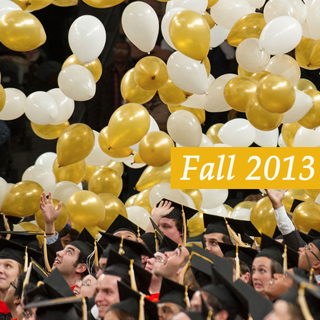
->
[59,227,79,242]
[73,250,89,278]
[271,259,283,276]
[206,293,223,315]
[225,257,250,276]
[174,218,190,239]
[107,307,137,320]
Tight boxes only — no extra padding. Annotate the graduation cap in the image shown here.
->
[159,277,194,309]
[234,279,273,319]
[110,281,158,320]
[185,296,213,320]
[99,232,153,266]
[308,229,320,239]
[0,214,21,232]
[103,249,151,294]
[218,242,257,271]
[106,215,145,238]
[24,295,87,320]
[256,234,299,270]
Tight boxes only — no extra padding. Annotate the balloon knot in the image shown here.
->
[108,147,111,150]
[133,187,136,191]
[151,76,155,80]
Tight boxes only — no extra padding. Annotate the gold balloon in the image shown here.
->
[158,78,189,105]
[250,197,277,237]
[99,127,133,158]
[238,65,253,77]
[183,189,203,209]
[9,0,28,10]
[134,153,145,164]
[227,13,266,47]
[82,164,95,183]
[11,0,54,10]
[250,70,270,82]
[305,189,320,200]
[0,85,6,112]
[0,11,46,52]
[298,89,320,129]
[187,211,204,237]
[19,222,44,246]
[281,122,301,147]
[53,0,78,6]
[206,123,223,144]
[256,74,295,113]
[121,69,156,104]
[234,201,255,211]
[295,78,317,91]
[224,76,258,112]
[82,0,124,8]
[71,223,103,238]
[168,104,206,124]
[169,10,210,61]
[57,123,94,166]
[135,162,171,191]
[104,161,124,177]
[295,37,319,70]
[310,37,320,67]
[31,121,69,140]
[89,168,123,197]
[282,189,311,214]
[139,131,174,167]
[125,194,138,207]
[202,12,215,29]
[246,96,283,131]
[35,199,68,232]
[207,0,219,8]
[1,181,43,217]
[134,57,168,91]
[203,57,211,77]
[98,193,127,230]
[108,103,150,149]
[62,54,102,82]
[292,201,320,233]
[133,188,153,213]
[53,158,86,184]
[67,190,105,227]
[223,204,233,217]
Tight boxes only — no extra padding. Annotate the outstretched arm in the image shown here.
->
[265,189,288,209]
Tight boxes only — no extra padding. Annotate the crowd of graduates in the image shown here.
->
[0,188,319,320]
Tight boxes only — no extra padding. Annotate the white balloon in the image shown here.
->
[35,152,57,168]
[210,25,230,48]
[68,15,106,63]
[259,16,302,55]
[122,1,159,53]
[278,133,287,147]
[282,90,313,123]
[167,51,208,94]
[0,0,21,18]
[213,143,232,147]
[52,181,82,204]
[236,38,270,73]
[161,8,186,50]
[25,91,58,125]
[265,54,301,86]
[204,74,237,112]
[254,128,279,147]
[22,165,56,195]
[306,1,320,39]
[200,134,215,147]
[246,0,266,8]
[293,127,320,147]
[167,110,202,147]
[231,208,251,220]
[124,156,147,169]
[264,0,299,24]
[167,0,208,14]
[210,0,254,30]
[58,65,96,102]
[202,204,229,217]
[315,193,320,205]
[200,189,229,209]
[85,131,112,166]
[48,88,75,125]
[126,206,150,230]
[0,177,8,209]
[181,93,206,109]
[0,88,26,121]
[218,119,256,147]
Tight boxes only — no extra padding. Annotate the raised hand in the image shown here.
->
[151,200,174,223]
[265,189,288,209]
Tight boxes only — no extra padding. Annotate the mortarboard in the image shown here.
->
[159,277,194,309]
[103,249,151,294]
[0,214,21,232]
[308,229,320,239]
[106,214,145,238]
[185,296,213,320]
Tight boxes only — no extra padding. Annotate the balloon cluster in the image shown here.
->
[1,0,320,236]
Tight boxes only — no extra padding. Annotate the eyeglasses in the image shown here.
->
[154,254,167,264]
[76,279,93,287]
[10,282,17,290]
[304,244,320,261]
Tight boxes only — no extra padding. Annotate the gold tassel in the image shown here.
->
[21,262,32,303]
[82,297,88,320]
[190,251,213,264]
[184,285,190,308]
[128,259,138,292]
[248,314,253,320]
[137,226,140,239]
[118,236,125,255]
[138,294,146,320]
[94,239,99,268]
[181,205,187,247]
[207,310,213,320]
[43,235,52,273]
[2,215,11,239]
[235,245,241,280]
[309,268,314,284]
[154,232,159,253]
[224,218,247,247]
[24,246,28,273]
[298,284,314,320]
[282,244,288,274]
[179,259,191,285]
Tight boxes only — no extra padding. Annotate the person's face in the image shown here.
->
[264,272,294,301]
[145,252,167,274]
[159,218,182,244]
[298,242,320,271]
[96,257,108,279]
[264,300,293,320]
[95,274,120,318]
[60,234,72,248]
[0,259,21,293]
[74,274,97,298]
[104,310,120,320]
[52,245,80,277]
[252,257,273,297]
[203,233,225,257]
[158,302,183,320]
[113,230,137,241]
